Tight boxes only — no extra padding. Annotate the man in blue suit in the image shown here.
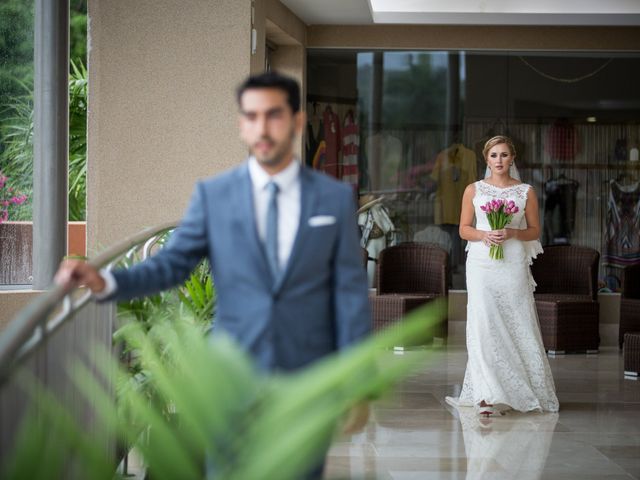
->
[55,72,372,441]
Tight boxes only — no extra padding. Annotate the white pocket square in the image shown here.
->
[308,215,336,227]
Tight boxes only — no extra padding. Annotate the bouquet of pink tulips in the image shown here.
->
[480,198,519,260]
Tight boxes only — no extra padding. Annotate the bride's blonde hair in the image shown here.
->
[482,135,516,160]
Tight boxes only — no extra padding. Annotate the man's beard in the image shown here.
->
[253,130,295,167]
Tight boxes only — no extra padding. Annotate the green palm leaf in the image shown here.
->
[4,301,445,479]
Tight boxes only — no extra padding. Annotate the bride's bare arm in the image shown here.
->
[459,184,499,245]
[504,187,541,242]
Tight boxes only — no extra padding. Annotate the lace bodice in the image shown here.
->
[473,181,530,231]
[467,180,543,266]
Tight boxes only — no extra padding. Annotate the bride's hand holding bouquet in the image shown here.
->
[480,199,519,259]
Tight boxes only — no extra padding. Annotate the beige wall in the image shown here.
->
[251,0,267,74]
[270,45,306,158]
[266,0,306,47]
[0,291,42,332]
[270,46,305,91]
[88,0,254,251]
[307,25,640,51]
[265,2,306,160]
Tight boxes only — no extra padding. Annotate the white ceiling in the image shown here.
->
[279,0,373,25]
[279,0,640,26]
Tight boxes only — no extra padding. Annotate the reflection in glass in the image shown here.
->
[307,50,640,290]
[0,1,34,285]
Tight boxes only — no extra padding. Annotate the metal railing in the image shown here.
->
[0,220,179,475]
[0,220,178,382]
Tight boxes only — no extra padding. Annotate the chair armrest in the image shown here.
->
[622,264,640,299]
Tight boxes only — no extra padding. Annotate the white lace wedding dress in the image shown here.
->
[455,180,559,413]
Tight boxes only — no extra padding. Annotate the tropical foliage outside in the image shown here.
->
[0,0,88,222]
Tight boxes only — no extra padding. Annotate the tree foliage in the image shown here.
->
[0,1,88,221]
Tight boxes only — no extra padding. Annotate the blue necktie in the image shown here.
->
[265,181,280,280]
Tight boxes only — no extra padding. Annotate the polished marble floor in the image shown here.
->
[325,347,640,480]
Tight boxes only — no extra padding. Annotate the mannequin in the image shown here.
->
[357,195,396,287]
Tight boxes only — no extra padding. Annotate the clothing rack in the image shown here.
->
[520,163,640,170]
[306,94,357,105]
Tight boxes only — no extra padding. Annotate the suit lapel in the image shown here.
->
[273,167,317,294]
[235,164,273,289]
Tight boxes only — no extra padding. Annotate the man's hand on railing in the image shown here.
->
[54,259,107,294]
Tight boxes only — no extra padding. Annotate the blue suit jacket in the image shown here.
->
[111,162,371,371]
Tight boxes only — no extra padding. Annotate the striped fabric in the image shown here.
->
[341,113,359,188]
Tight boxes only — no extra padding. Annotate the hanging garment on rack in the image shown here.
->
[312,140,327,171]
[614,137,628,162]
[306,117,323,167]
[604,180,640,267]
[545,119,580,161]
[431,143,477,225]
[543,176,579,245]
[341,110,359,189]
[322,106,341,178]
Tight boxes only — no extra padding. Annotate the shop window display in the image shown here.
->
[306,50,640,290]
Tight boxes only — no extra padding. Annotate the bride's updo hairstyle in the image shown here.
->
[482,135,517,160]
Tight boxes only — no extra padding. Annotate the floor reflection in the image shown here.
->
[325,348,640,479]
[456,407,558,480]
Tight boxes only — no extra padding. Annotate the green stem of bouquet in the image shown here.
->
[487,210,512,260]
[489,244,504,260]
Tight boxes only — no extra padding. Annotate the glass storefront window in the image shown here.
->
[0,0,34,286]
[0,1,87,286]
[306,49,640,290]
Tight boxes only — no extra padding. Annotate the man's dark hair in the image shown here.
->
[236,71,301,114]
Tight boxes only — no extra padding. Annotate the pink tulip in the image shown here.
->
[482,197,521,260]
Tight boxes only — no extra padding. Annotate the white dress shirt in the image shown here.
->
[95,157,301,299]
[247,156,301,271]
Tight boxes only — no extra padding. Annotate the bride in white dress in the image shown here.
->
[448,135,559,416]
